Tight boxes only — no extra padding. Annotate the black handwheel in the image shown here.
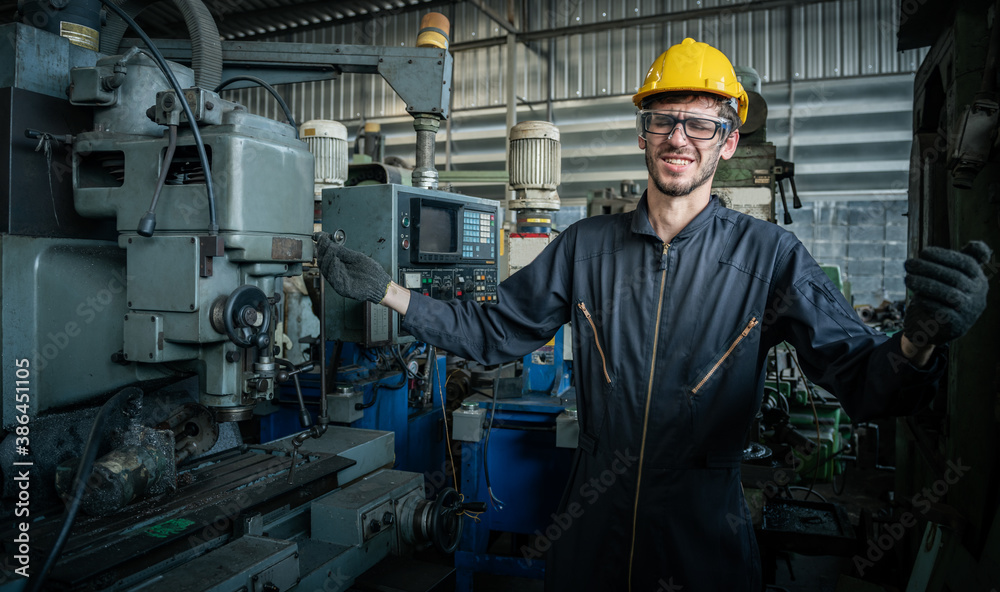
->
[429,487,463,554]
[222,285,271,349]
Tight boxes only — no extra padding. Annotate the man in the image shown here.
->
[315,38,990,591]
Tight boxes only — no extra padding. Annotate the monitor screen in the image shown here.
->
[419,204,457,253]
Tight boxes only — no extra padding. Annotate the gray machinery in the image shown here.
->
[0,5,467,591]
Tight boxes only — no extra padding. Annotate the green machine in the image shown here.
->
[714,66,800,225]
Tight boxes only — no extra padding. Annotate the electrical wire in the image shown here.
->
[484,386,505,510]
[355,351,408,410]
[97,0,218,235]
[435,354,483,521]
[214,75,298,138]
[393,345,417,379]
[787,485,829,504]
[30,388,141,592]
[787,348,825,500]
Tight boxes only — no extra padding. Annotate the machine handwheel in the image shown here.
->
[429,487,463,554]
[221,285,272,349]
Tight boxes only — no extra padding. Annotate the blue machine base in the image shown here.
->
[455,392,574,590]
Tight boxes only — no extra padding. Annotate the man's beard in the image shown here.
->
[645,142,723,197]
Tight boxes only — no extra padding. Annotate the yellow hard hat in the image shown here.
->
[633,38,749,124]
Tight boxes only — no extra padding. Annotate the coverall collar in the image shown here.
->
[631,191,721,243]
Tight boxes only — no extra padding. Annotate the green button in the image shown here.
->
[401,216,410,228]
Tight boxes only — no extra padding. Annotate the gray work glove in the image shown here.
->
[314,232,391,304]
[903,241,991,346]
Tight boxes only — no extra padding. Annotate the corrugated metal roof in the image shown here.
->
[141,0,451,40]
[0,0,453,40]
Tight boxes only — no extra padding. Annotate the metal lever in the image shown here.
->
[788,175,802,209]
[277,359,316,428]
[774,159,799,223]
[777,178,793,225]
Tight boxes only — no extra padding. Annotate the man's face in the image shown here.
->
[639,96,740,198]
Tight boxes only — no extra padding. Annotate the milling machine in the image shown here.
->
[0,5,474,591]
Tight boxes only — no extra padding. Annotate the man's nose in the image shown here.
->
[666,124,690,146]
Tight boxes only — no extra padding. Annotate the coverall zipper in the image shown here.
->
[628,241,669,591]
[691,316,759,395]
[578,302,611,383]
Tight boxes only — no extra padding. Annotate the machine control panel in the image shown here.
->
[400,267,498,302]
[323,184,500,344]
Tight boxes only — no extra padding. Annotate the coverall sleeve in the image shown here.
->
[400,227,575,366]
[767,238,945,421]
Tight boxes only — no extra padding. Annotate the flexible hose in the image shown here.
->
[100,0,222,90]
[170,0,222,90]
[29,388,143,592]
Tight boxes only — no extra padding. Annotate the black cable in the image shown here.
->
[357,382,381,410]
[214,75,298,138]
[787,486,828,504]
[137,124,177,237]
[325,340,343,392]
[355,369,408,410]
[97,0,218,235]
[392,345,417,379]
[832,465,847,496]
[484,388,504,509]
[30,388,141,592]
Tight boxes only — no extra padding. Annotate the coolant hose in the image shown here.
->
[100,0,222,90]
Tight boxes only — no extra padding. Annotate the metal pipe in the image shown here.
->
[412,116,441,189]
[506,32,517,204]
[450,0,833,52]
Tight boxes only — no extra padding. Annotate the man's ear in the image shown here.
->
[720,130,740,160]
[638,135,646,151]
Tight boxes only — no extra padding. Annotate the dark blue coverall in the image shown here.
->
[401,194,945,591]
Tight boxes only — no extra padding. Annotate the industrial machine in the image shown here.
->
[0,6,475,591]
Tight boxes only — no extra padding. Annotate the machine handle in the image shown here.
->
[777,179,793,225]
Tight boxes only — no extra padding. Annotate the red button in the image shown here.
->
[457,290,463,296]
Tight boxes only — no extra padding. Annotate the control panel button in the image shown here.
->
[404,273,422,289]
[401,239,410,250]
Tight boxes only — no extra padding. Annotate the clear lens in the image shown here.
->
[637,110,728,140]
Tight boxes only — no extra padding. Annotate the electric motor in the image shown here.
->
[507,120,561,212]
[300,119,349,196]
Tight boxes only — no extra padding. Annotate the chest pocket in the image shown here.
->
[688,311,760,397]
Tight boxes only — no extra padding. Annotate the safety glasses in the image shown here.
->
[636,110,730,141]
